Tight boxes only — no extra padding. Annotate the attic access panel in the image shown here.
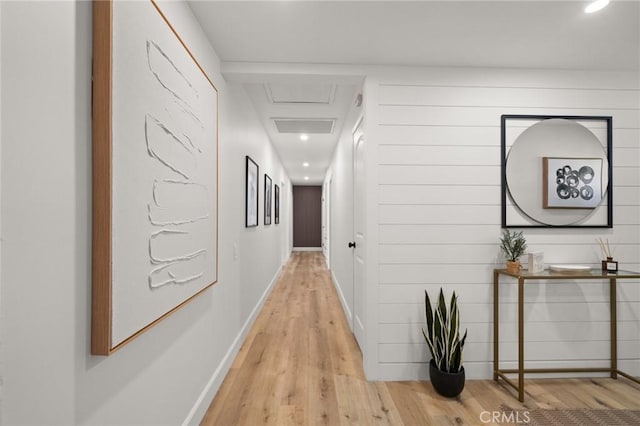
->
[266,83,336,104]
[273,118,336,134]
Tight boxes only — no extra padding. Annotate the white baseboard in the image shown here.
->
[282,249,293,267]
[331,270,352,327]
[292,247,322,252]
[182,265,283,426]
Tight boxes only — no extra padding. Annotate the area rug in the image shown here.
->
[499,404,640,426]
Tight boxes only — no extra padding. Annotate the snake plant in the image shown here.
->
[422,288,468,373]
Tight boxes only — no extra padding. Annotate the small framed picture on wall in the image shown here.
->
[245,156,259,227]
[274,184,280,224]
[264,174,272,225]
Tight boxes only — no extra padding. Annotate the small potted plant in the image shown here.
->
[499,229,527,273]
[422,288,467,398]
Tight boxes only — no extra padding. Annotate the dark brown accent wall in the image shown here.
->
[293,185,322,247]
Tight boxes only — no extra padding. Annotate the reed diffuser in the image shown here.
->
[598,237,618,272]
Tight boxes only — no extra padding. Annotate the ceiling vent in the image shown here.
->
[273,118,336,134]
[265,83,336,104]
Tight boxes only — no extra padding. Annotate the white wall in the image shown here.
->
[1,2,79,422]
[364,67,640,381]
[322,177,333,267]
[229,80,291,324]
[0,3,3,420]
[324,96,361,326]
[279,179,293,265]
[0,1,289,425]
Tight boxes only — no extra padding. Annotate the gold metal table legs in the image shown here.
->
[493,270,640,402]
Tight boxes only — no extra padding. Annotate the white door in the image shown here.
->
[352,119,366,350]
[325,179,331,268]
[281,182,289,264]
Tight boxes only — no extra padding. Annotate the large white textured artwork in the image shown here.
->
[92,0,218,354]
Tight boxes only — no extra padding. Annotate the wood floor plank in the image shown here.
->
[201,252,640,426]
[386,382,431,426]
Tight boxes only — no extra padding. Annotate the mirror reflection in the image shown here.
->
[505,118,609,226]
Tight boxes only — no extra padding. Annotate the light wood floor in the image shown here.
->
[201,252,640,425]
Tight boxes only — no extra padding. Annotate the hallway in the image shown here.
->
[201,252,640,425]
[201,252,371,425]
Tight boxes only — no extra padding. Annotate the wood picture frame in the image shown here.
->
[542,157,603,209]
[274,184,280,225]
[245,156,259,227]
[92,0,218,355]
[264,174,272,225]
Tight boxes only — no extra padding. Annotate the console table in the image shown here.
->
[493,268,640,402]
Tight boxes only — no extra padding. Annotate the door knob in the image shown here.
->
[348,242,356,248]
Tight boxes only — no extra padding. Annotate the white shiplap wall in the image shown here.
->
[370,68,640,381]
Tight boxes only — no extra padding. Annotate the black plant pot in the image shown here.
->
[429,359,465,398]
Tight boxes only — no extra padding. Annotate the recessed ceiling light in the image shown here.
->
[304,176,310,181]
[303,162,309,167]
[300,134,309,141]
[585,0,609,14]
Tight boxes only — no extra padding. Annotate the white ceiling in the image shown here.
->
[188,0,640,184]
[241,77,358,184]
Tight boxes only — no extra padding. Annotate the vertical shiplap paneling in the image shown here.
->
[374,70,640,380]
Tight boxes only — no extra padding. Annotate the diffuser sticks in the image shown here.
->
[598,237,618,272]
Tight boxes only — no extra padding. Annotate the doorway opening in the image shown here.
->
[292,185,322,251]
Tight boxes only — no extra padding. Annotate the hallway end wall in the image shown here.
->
[0,1,289,425]
[292,186,322,248]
